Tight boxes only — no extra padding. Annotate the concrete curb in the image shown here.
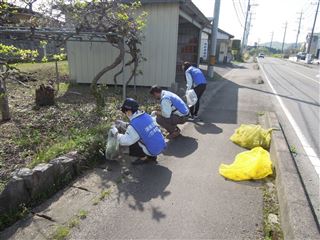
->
[263,112,319,239]
[0,151,86,226]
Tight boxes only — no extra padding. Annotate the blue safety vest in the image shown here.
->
[161,90,189,116]
[130,113,166,156]
[186,66,207,86]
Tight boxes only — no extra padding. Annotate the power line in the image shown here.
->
[238,0,246,18]
[232,0,244,28]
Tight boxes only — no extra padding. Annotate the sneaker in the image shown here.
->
[166,127,181,139]
[131,156,157,165]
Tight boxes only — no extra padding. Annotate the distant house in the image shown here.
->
[306,33,320,58]
[67,0,225,88]
[200,28,234,63]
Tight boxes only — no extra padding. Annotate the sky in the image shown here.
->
[192,0,320,45]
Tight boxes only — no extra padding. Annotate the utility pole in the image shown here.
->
[295,11,303,49]
[241,0,251,54]
[307,0,320,54]
[208,0,221,78]
[244,12,253,47]
[281,22,288,54]
[269,32,274,49]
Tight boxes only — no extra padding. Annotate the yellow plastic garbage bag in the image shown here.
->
[219,147,273,181]
[230,124,272,150]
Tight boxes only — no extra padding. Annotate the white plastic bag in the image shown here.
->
[105,129,120,160]
[186,89,198,107]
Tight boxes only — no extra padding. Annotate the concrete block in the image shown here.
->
[0,177,30,214]
[31,163,56,198]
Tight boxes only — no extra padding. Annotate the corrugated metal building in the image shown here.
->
[66,0,214,87]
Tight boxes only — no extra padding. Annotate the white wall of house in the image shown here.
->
[200,31,232,62]
[67,3,180,87]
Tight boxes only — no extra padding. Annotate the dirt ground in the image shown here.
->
[0,61,157,188]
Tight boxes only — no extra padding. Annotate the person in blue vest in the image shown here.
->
[149,86,189,139]
[111,98,166,165]
[183,62,207,119]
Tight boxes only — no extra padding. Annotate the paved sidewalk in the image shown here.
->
[1,63,274,240]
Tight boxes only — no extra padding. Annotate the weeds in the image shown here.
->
[78,210,88,220]
[263,178,283,240]
[29,123,111,167]
[93,189,112,205]
[0,204,30,231]
[67,217,80,228]
[51,209,89,240]
[289,145,298,156]
[52,225,70,240]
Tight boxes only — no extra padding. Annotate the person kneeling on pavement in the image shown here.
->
[111,98,166,165]
[149,86,189,139]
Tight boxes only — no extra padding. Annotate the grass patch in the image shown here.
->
[52,225,70,240]
[257,111,265,117]
[67,217,80,228]
[289,145,298,156]
[99,189,112,200]
[12,61,69,76]
[271,54,282,59]
[93,189,112,205]
[29,122,111,168]
[58,83,70,94]
[52,209,89,240]
[0,180,7,193]
[78,210,88,220]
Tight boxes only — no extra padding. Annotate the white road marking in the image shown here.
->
[258,59,320,178]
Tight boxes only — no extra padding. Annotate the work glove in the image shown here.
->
[111,126,118,136]
[151,111,157,117]
[115,120,127,129]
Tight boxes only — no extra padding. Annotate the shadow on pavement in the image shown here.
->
[162,135,198,158]
[193,121,223,135]
[94,160,172,222]
[119,164,172,222]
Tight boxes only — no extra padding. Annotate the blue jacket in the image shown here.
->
[130,113,166,156]
[186,66,207,86]
[161,90,189,116]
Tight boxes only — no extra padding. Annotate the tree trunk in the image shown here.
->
[124,58,138,99]
[91,41,124,98]
[0,79,10,122]
[55,60,60,96]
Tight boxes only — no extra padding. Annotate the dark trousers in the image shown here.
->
[129,142,146,157]
[190,84,206,116]
[156,114,188,133]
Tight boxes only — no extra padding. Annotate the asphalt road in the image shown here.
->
[258,57,320,223]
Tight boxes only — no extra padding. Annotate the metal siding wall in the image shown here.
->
[66,3,179,87]
[66,42,76,82]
